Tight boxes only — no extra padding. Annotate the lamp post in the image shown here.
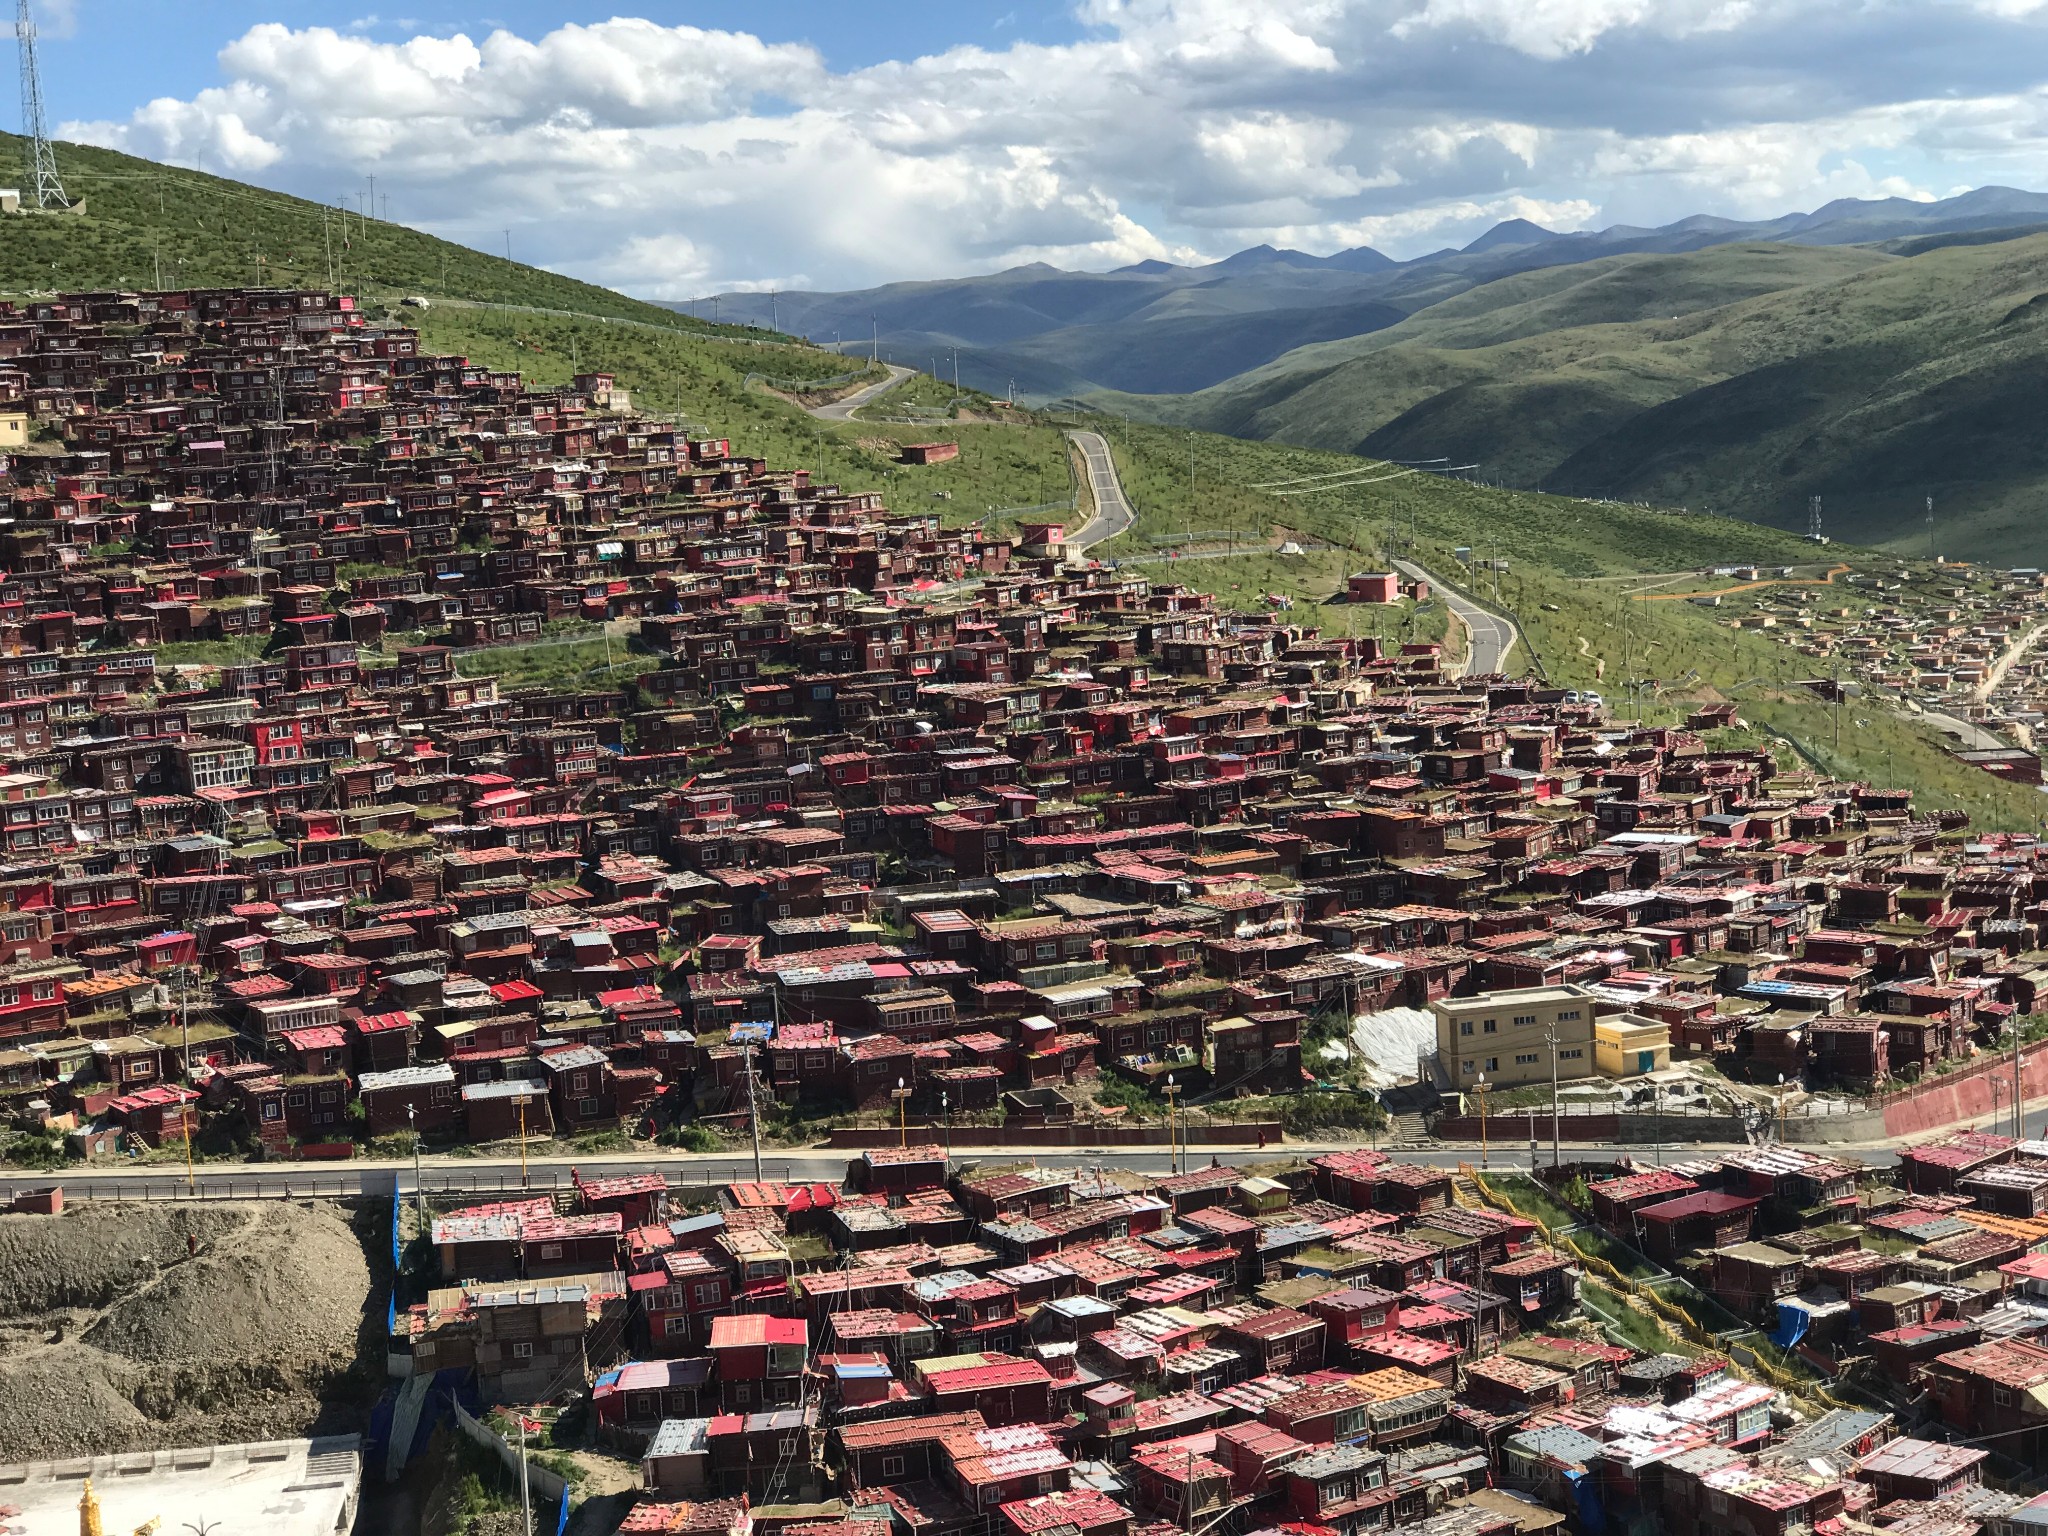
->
[940,1090,951,1159]
[894,1076,909,1149]
[407,1102,423,1229]
[516,1093,531,1190]
[1776,1072,1787,1143]
[1165,1073,1182,1176]
[1475,1074,1490,1170]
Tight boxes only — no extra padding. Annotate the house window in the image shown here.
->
[1994,1386,2013,1406]
[540,1243,563,1260]
[881,1456,907,1478]
[513,1342,534,1359]
[982,1489,1002,1506]
[1459,1022,1473,1036]
[579,1098,599,1118]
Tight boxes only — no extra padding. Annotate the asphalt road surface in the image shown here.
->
[0,1134,1931,1205]
[1066,429,1136,549]
[1922,708,2007,752]
[1395,557,1518,676]
[806,364,916,422]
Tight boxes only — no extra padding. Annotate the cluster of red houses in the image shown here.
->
[393,1145,2048,1536]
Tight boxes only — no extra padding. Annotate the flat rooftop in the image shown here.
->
[0,1437,361,1536]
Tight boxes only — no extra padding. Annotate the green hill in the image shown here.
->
[1,135,2034,827]
[0,130,727,329]
[1116,233,2048,560]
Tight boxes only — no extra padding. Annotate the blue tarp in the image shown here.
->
[1771,1299,1810,1350]
[1565,1467,1607,1535]
[390,1169,405,1268]
[556,1493,573,1536]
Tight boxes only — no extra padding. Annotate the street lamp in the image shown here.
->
[1776,1072,1787,1143]
[1475,1074,1490,1170]
[407,1102,423,1228]
[895,1076,909,1149]
[1165,1073,1181,1176]
[940,1090,951,1158]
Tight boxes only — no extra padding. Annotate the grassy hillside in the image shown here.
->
[1061,421,2048,830]
[3,137,2028,826]
[0,131,736,331]
[1122,233,2048,561]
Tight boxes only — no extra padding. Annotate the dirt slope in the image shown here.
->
[0,1200,378,1459]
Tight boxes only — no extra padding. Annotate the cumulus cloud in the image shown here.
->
[58,1,2048,293]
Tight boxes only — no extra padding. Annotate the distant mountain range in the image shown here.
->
[679,187,2048,401]
[683,186,2048,560]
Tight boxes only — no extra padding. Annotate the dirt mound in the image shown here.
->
[0,1199,379,1460]
[0,1204,246,1312]
[84,1202,368,1366]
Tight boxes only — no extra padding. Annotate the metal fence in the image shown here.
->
[0,1159,796,1206]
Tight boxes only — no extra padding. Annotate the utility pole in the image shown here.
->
[1543,1023,1561,1169]
[1188,432,1196,520]
[407,1102,424,1228]
[743,1037,764,1182]
[1927,495,1937,563]
[367,174,376,220]
[2016,1020,2027,1140]
[178,997,195,1192]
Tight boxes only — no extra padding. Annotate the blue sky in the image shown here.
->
[40,1,2048,296]
[38,3,1090,119]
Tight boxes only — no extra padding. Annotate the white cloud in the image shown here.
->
[55,2,2048,292]
[1390,0,1756,58]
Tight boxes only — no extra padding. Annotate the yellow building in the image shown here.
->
[1430,984,1594,1089]
[0,408,29,449]
[1595,1014,1672,1078]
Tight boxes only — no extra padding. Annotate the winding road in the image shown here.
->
[1394,557,1520,676]
[805,363,917,422]
[1065,429,1137,550]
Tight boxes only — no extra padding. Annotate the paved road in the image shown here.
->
[1394,558,1519,676]
[805,364,917,423]
[0,1136,1914,1204]
[1922,708,2007,752]
[1066,430,1137,550]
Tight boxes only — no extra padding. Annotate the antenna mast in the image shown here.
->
[16,0,67,209]
[1807,494,1823,542]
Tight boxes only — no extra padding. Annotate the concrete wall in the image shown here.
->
[1880,1041,2048,1139]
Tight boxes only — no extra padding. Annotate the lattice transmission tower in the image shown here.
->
[16,0,68,209]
